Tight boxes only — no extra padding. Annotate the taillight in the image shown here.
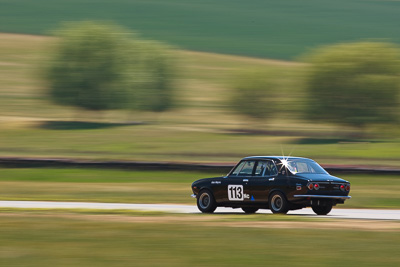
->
[307,183,314,190]
[345,184,350,191]
[307,183,319,190]
[340,184,345,191]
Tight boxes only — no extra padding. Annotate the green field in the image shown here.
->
[0,213,399,266]
[1,0,400,59]
[0,168,399,209]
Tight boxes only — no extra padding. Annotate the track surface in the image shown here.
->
[0,201,399,220]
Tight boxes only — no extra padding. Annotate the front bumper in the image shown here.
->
[294,195,351,200]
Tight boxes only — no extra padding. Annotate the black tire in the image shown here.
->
[242,207,259,214]
[197,189,217,213]
[269,191,289,214]
[312,204,333,215]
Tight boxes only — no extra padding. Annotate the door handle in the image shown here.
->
[243,179,249,182]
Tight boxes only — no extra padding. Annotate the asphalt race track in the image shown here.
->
[0,201,399,220]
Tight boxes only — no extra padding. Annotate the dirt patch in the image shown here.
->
[0,33,51,41]
[216,220,400,232]
[180,50,307,67]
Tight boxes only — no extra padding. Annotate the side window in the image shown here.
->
[231,161,246,176]
[238,161,256,176]
[254,161,267,176]
[264,161,278,176]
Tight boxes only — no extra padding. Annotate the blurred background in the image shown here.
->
[0,0,399,166]
[0,0,399,266]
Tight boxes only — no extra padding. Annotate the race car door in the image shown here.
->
[221,160,255,203]
[247,160,279,203]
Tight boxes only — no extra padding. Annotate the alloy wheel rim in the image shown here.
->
[271,195,282,211]
[199,193,210,209]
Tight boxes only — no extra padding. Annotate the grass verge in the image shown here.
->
[0,212,399,266]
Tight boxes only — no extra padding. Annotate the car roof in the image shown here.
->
[241,156,310,161]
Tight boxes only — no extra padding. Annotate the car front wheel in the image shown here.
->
[312,204,333,215]
[197,189,217,213]
[269,191,288,214]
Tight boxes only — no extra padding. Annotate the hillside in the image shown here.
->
[0,33,399,167]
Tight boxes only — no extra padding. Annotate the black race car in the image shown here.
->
[191,156,351,215]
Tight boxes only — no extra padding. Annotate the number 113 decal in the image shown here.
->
[228,185,243,201]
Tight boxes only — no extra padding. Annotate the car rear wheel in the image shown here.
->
[269,191,288,214]
[242,207,259,214]
[197,189,217,213]
[312,204,333,215]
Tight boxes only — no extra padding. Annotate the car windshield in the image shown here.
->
[281,158,328,174]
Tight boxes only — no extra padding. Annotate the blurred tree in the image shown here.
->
[47,21,176,116]
[305,42,400,130]
[132,41,176,113]
[229,71,277,121]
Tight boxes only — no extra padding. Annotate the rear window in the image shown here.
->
[283,159,328,174]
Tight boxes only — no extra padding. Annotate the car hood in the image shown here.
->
[293,173,348,183]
